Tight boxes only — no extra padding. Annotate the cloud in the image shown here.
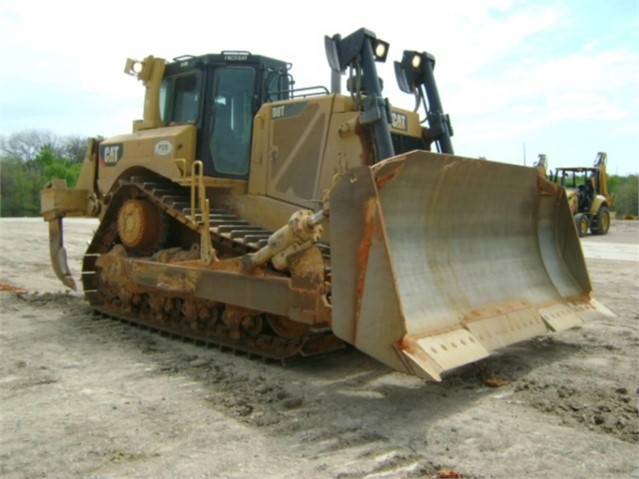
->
[544,92,628,122]
[1,0,637,174]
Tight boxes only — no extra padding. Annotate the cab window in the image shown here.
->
[210,68,256,176]
[160,72,201,124]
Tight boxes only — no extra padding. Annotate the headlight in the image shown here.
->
[372,39,389,62]
[411,53,422,69]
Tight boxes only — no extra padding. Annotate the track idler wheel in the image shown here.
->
[117,198,166,252]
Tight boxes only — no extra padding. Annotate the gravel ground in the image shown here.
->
[0,217,637,479]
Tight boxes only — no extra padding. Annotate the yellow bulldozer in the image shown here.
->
[534,153,615,237]
[41,28,610,381]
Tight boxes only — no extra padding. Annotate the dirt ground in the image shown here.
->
[0,217,637,479]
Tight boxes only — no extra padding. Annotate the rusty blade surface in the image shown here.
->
[330,150,612,381]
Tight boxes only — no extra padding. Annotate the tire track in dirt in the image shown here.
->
[2,291,477,478]
[2,214,638,479]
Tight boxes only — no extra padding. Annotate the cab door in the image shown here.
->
[200,67,256,179]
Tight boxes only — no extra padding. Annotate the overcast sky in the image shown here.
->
[1,0,637,175]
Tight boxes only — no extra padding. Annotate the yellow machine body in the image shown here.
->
[41,28,611,381]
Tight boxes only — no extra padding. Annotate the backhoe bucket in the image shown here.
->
[330,151,611,381]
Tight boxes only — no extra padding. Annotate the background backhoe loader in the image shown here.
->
[535,153,615,237]
[40,28,610,381]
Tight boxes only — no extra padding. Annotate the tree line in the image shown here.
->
[1,129,637,217]
[1,130,88,216]
[607,175,639,218]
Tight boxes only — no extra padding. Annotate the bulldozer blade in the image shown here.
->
[330,150,612,381]
[48,218,77,291]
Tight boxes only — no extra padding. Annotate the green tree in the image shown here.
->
[614,175,639,217]
[33,144,82,187]
[0,157,44,216]
[607,175,621,196]
[1,134,85,217]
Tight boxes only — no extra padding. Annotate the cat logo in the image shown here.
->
[391,112,408,131]
[100,143,124,167]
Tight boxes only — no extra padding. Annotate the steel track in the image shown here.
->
[79,175,341,362]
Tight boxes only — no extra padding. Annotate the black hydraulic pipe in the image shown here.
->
[360,37,395,162]
[420,54,454,154]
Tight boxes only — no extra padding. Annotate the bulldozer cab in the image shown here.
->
[158,53,292,179]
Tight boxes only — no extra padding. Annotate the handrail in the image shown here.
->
[190,161,202,223]
[267,85,330,101]
[190,160,214,264]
